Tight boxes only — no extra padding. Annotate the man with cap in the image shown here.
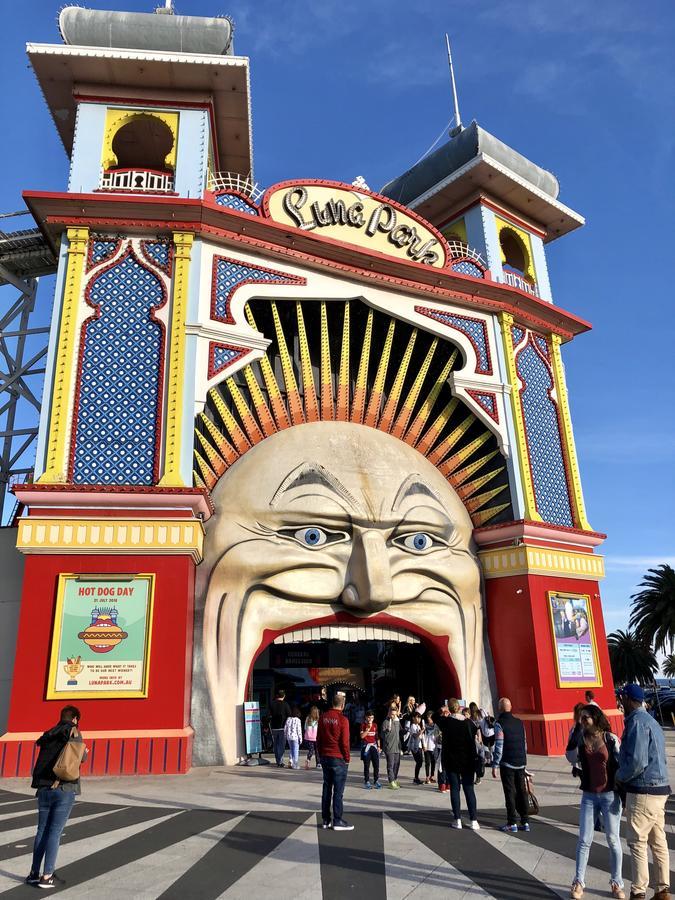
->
[616,684,671,900]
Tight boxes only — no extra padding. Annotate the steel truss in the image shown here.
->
[0,211,56,524]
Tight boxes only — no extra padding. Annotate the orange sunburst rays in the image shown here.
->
[193,299,510,524]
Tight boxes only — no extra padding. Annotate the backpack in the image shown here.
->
[52,727,86,783]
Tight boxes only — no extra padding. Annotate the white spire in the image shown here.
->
[445,34,463,136]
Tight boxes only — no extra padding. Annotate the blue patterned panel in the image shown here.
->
[451,259,484,279]
[511,325,525,347]
[475,393,496,415]
[142,240,171,273]
[212,258,297,323]
[415,306,491,374]
[73,253,164,485]
[214,193,259,216]
[517,342,573,527]
[90,239,119,267]
[534,335,549,358]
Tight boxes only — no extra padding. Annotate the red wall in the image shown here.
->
[486,572,620,752]
[7,554,195,733]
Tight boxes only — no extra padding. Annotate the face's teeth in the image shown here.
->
[272,625,420,644]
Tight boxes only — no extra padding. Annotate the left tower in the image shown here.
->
[1,6,248,775]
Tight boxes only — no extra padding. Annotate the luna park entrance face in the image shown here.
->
[252,632,447,725]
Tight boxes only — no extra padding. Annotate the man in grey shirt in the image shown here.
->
[381,702,401,789]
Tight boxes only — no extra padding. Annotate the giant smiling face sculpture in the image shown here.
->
[199,420,484,764]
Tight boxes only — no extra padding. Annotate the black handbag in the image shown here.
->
[525,776,539,816]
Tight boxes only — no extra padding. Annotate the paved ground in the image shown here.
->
[1,746,674,899]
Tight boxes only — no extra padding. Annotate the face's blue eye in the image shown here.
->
[394,532,438,553]
[294,527,327,547]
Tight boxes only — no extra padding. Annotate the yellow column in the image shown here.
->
[158,231,194,486]
[548,333,592,530]
[39,227,89,483]
[498,312,541,521]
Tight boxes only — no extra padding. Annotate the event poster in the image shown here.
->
[547,591,601,687]
[47,574,155,699]
[244,701,263,755]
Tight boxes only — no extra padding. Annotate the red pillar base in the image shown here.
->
[0,728,193,777]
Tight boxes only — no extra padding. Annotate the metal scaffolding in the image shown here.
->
[0,211,57,524]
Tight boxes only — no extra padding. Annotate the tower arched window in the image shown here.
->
[101,113,176,194]
[499,227,537,295]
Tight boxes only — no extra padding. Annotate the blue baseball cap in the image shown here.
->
[621,684,645,702]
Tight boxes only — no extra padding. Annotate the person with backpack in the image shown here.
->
[26,706,87,889]
[567,705,624,900]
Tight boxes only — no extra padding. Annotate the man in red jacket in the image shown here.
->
[316,690,353,831]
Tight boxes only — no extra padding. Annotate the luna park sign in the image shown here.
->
[264,181,447,268]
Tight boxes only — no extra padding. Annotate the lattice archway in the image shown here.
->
[193,298,513,527]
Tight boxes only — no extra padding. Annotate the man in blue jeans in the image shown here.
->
[268,689,292,767]
[26,705,87,888]
[316,691,353,831]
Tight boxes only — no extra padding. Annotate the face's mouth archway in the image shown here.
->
[247,612,462,706]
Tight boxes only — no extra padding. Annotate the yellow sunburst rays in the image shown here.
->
[350,307,373,425]
[336,301,351,421]
[194,298,511,526]
[271,301,305,426]
[320,301,334,420]
[245,306,290,430]
[296,301,320,422]
[364,318,396,428]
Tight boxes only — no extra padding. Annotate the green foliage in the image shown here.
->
[662,654,675,680]
[629,564,675,654]
[607,629,657,686]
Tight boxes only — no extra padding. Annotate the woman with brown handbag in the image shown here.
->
[25,705,88,889]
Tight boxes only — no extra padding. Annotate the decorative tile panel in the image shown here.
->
[87,237,120,271]
[511,325,525,347]
[451,259,484,279]
[516,338,573,527]
[214,192,259,215]
[466,389,499,422]
[208,343,248,379]
[415,306,492,375]
[71,248,166,485]
[533,334,549,358]
[141,240,172,275]
[211,255,305,324]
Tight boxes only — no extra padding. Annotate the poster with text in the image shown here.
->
[547,591,601,688]
[47,574,155,699]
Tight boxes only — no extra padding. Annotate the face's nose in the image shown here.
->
[341,528,393,612]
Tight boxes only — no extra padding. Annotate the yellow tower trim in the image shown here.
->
[158,231,193,486]
[39,227,89,484]
[498,312,541,521]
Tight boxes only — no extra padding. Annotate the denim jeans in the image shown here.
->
[448,770,477,820]
[321,756,348,822]
[272,728,286,765]
[31,789,76,875]
[362,745,379,783]
[575,790,623,887]
[287,739,299,768]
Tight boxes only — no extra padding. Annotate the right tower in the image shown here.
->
[383,121,617,749]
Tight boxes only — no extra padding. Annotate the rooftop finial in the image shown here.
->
[445,34,463,137]
[156,0,175,13]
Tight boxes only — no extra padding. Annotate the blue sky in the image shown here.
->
[1,0,673,637]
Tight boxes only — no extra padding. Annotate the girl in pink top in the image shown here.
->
[304,706,320,769]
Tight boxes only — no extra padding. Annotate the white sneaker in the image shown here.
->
[469,820,480,830]
[450,819,462,829]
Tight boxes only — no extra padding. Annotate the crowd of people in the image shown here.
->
[21,684,672,899]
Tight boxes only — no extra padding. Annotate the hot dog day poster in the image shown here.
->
[47,574,155,698]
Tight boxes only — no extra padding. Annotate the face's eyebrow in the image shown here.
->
[391,473,446,513]
[270,462,364,515]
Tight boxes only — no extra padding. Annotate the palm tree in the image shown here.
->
[629,564,675,653]
[607,629,657,686]
[663,654,675,679]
